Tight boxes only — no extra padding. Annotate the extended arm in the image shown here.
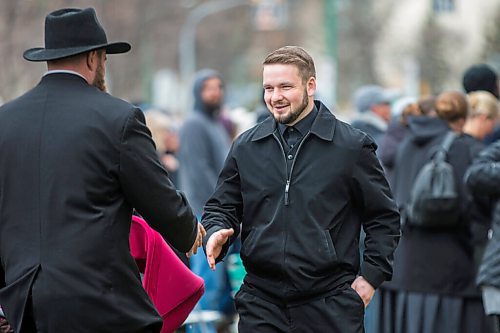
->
[119,108,198,253]
[202,143,243,266]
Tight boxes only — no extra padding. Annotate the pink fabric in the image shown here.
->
[130,215,204,333]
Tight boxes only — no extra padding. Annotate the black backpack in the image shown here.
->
[405,131,460,228]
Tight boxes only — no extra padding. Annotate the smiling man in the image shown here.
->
[201,46,400,332]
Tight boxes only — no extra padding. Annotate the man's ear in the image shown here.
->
[307,77,316,97]
[86,50,97,71]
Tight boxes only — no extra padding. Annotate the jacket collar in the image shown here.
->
[40,72,89,85]
[252,100,336,142]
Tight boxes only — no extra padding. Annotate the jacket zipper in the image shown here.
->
[272,131,311,206]
[273,132,289,205]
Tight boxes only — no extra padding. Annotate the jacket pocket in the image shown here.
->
[241,227,261,260]
[323,230,338,263]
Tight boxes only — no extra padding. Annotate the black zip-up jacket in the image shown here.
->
[466,140,500,289]
[202,101,400,302]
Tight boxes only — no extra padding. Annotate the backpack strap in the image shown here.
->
[434,131,458,162]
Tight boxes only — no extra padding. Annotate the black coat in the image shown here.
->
[0,73,197,332]
[202,101,400,302]
[466,140,500,289]
[384,116,483,296]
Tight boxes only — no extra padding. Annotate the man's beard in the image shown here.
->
[276,88,309,125]
[202,102,221,115]
[92,62,107,92]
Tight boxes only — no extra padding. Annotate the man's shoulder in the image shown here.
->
[89,89,134,110]
[334,117,373,148]
[0,84,137,127]
[234,117,274,145]
[77,88,139,123]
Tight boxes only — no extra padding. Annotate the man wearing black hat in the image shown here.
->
[0,8,202,333]
[463,64,499,99]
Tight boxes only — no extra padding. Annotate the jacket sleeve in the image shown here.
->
[466,141,500,196]
[119,108,197,253]
[352,136,401,288]
[201,143,242,262]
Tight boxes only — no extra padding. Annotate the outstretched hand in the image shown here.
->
[205,228,234,270]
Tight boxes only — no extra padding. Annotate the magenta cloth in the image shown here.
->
[130,215,204,333]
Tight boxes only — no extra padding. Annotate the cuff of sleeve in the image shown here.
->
[361,262,387,289]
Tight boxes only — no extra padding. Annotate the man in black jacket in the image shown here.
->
[202,46,400,332]
[0,8,202,333]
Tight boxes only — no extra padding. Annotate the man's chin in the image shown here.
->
[275,115,291,124]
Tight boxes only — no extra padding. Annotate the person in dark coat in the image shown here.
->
[462,63,500,144]
[462,91,500,267]
[374,91,492,333]
[0,8,202,333]
[466,140,500,333]
[201,46,401,332]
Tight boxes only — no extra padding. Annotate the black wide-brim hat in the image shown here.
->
[23,7,131,62]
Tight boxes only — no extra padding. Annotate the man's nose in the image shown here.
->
[271,89,283,102]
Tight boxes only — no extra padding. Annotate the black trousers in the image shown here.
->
[235,284,365,333]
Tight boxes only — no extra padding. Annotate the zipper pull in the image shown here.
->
[284,180,290,206]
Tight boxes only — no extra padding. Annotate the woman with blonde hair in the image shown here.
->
[464,91,499,141]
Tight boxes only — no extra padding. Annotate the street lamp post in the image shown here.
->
[178,0,250,112]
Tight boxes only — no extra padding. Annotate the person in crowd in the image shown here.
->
[463,91,500,271]
[466,138,500,333]
[350,85,396,144]
[462,64,500,144]
[144,109,181,186]
[178,69,235,333]
[463,64,499,100]
[417,95,438,116]
[464,91,499,142]
[0,8,202,333]
[201,46,400,332]
[378,96,419,187]
[374,91,492,332]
